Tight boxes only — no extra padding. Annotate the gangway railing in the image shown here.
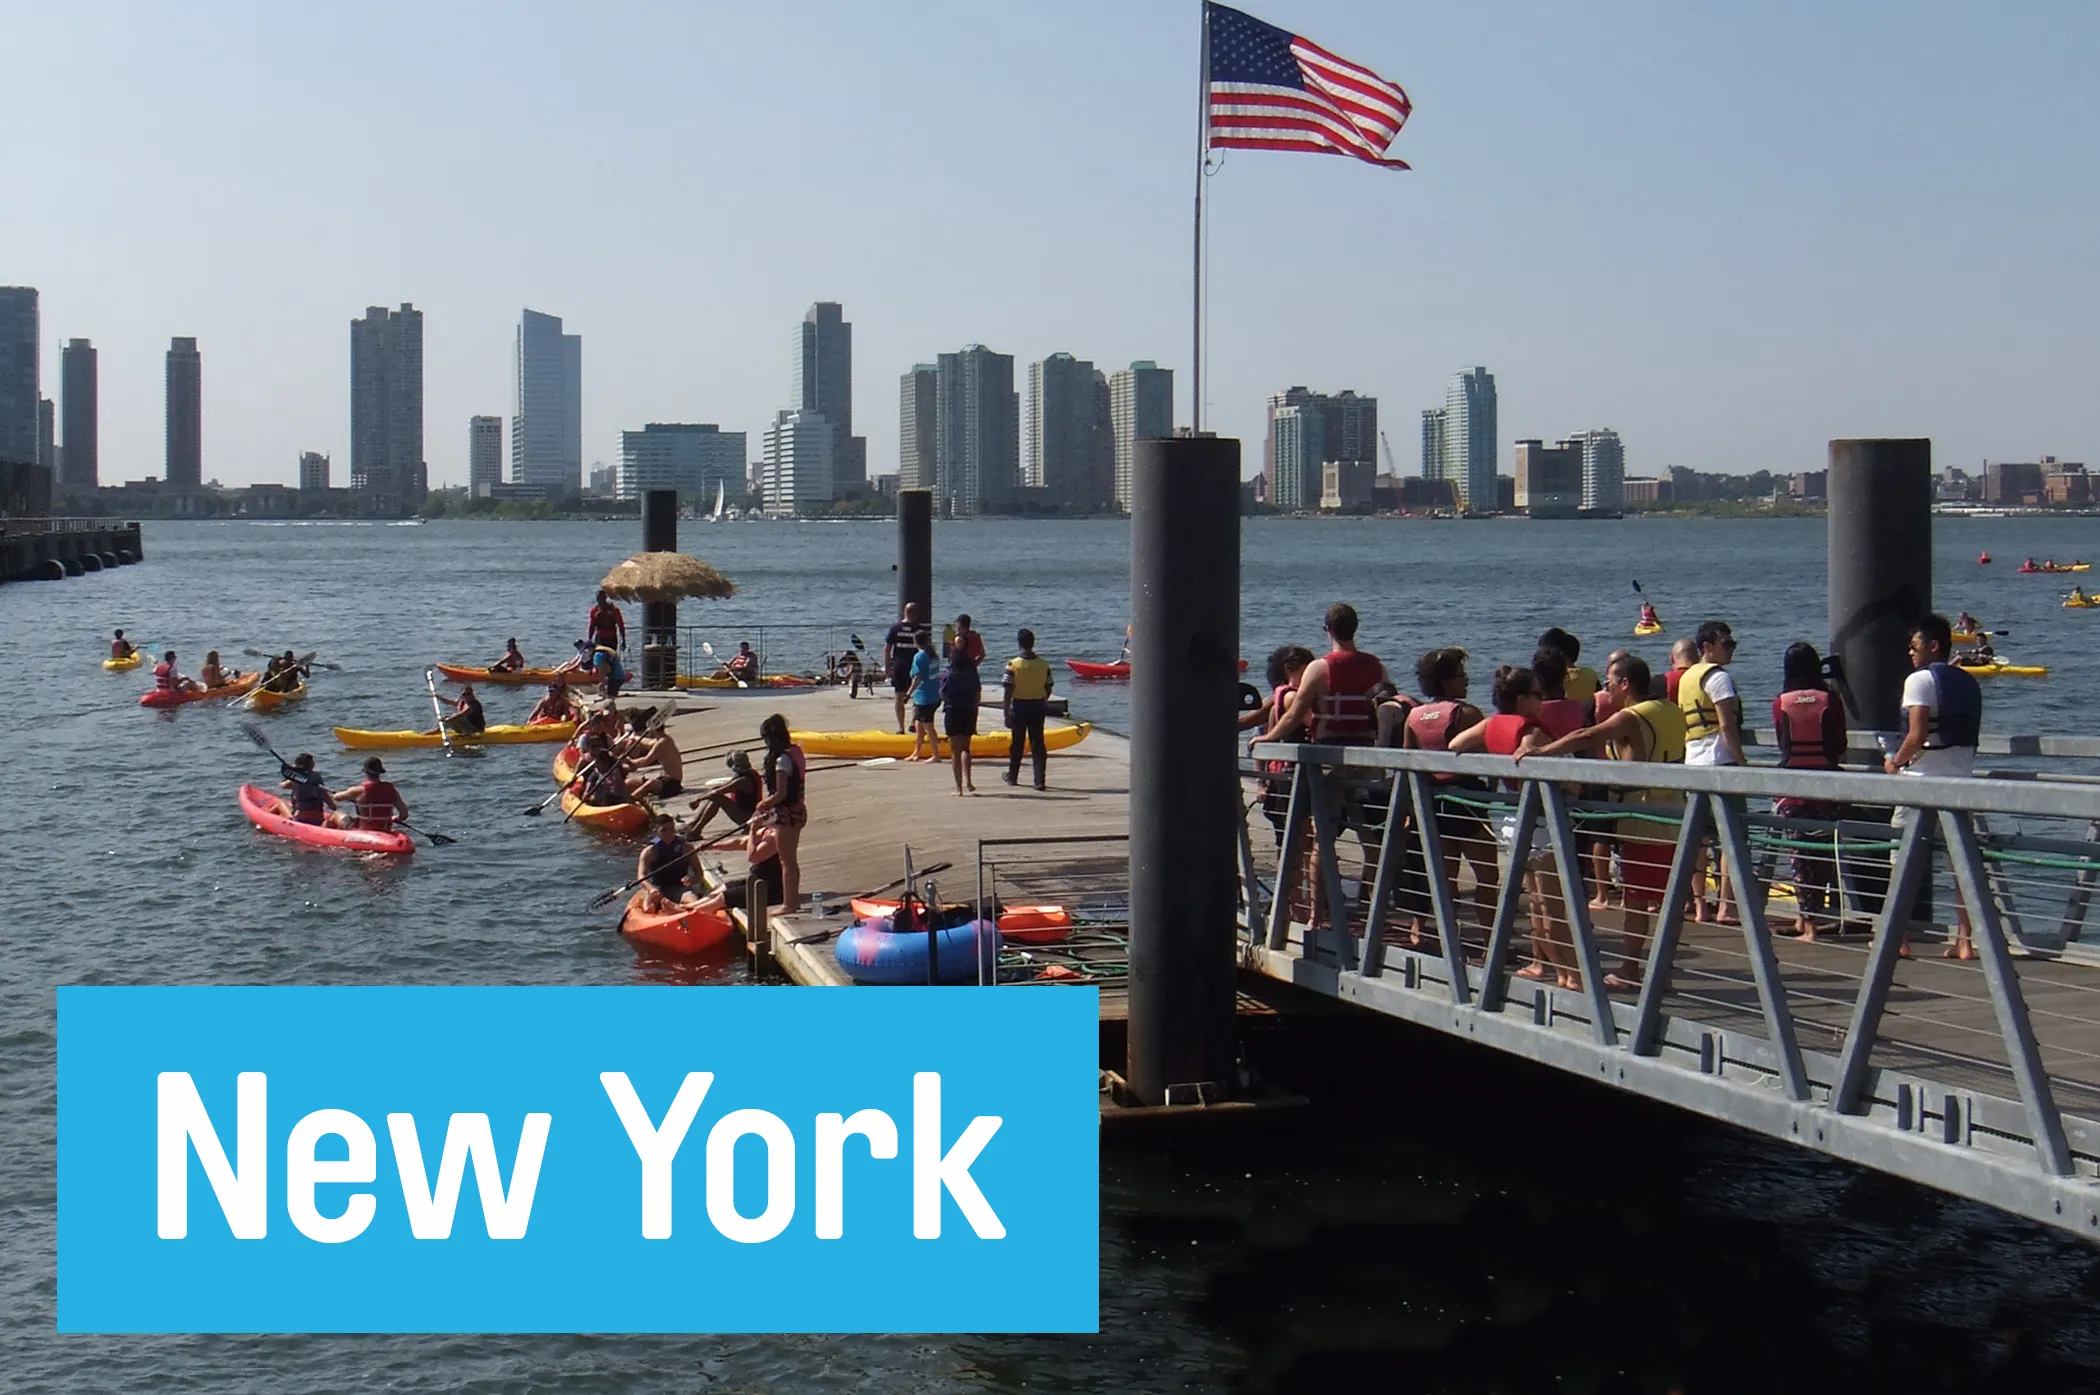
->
[1241,741,2100,1241]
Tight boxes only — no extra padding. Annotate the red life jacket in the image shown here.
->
[1482,713,1540,756]
[1313,648,1381,744]
[153,661,176,691]
[1664,667,1688,702]
[1407,699,1461,750]
[1773,689,1842,769]
[350,780,402,830]
[1537,698,1586,742]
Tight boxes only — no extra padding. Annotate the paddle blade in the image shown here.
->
[587,885,626,911]
[237,719,271,749]
[424,832,458,846]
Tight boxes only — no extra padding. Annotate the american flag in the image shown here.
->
[1206,2,1411,170]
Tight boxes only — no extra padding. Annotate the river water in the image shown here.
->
[7,514,2100,1392]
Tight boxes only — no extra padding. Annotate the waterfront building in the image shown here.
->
[1436,367,1498,512]
[1986,460,2045,507]
[299,451,331,491]
[513,309,582,497]
[2041,458,2090,506]
[468,415,503,495]
[1320,459,1375,510]
[350,304,425,508]
[1569,428,1625,514]
[1265,386,1376,510]
[1789,470,1828,502]
[1027,352,1110,509]
[759,409,834,517]
[1108,360,1172,513]
[936,345,1018,517]
[1420,407,1447,482]
[165,337,202,489]
[39,398,55,476]
[60,339,97,489]
[1270,403,1324,512]
[1622,476,1668,506]
[618,422,746,504]
[796,302,866,497]
[0,287,36,468]
[1513,439,1583,518]
[1265,386,1317,500]
[899,364,938,492]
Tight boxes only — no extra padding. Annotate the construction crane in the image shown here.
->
[1380,430,1399,476]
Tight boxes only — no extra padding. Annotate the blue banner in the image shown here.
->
[58,985,1099,1332]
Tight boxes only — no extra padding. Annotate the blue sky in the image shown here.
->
[8,0,2096,487]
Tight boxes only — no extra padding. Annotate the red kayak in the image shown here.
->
[1064,658,1249,680]
[848,897,1073,943]
[238,784,415,856]
[619,891,738,955]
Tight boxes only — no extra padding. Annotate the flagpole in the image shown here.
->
[1191,2,1209,433]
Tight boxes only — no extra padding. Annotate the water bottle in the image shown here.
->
[812,890,828,918]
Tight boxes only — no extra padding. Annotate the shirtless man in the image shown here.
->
[625,721,686,801]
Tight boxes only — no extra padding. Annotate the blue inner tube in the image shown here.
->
[834,914,1000,985]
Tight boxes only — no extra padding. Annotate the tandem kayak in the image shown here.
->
[103,651,146,671]
[560,788,652,834]
[140,673,261,708]
[2016,563,2091,574]
[675,673,822,689]
[848,898,1072,943]
[1957,660,2050,678]
[792,722,1092,761]
[834,912,1000,985]
[1633,621,1664,637]
[237,784,415,856]
[334,720,577,749]
[244,681,306,713]
[1065,658,1248,680]
[432,662,567,685]
[618,891,739,955]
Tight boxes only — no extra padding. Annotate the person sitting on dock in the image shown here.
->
[625,719,685,801]
[831,645,864,697]
[198,651,240,689]
[153,650,202,694]
[726,641,760,685]
[685,750,763,842]
[528,682,580,726]
[683,822,784,918]
[441,685,487,736]
[331,757,407,832]
[492,638,527,673]
[636,814,700,913]
[111,629,137,659]
[280,753,335,826]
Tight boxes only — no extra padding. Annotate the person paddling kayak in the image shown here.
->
[260,650,310,694]
[570,737,637,808]
[491,638,527,673]
[1638,600,1660,630]
[198,651,241,689]
[527,681,579,726]
[331,756,407,832]
[154,651,203,694]
[442,685,487,736]
[726,642,760,685]
[280,753,336,825]
[636,813,700,912]
[110,629,138,659]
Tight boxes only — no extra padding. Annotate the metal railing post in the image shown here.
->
[1476,783,1540,1012]
[1711,793,1809,1101]
[1630,793,1711,1056]
[1406,771,1472,1006]
[1540,782,1617,1046]
[1830,814,1931,1114]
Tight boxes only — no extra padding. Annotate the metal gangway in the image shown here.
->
[1240,740,2100,1241]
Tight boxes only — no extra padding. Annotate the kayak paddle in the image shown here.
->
[425,667,454,752]
[393,819,458,848]
[586,828,746,911]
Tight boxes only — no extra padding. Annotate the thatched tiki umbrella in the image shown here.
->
[599,552,738,690]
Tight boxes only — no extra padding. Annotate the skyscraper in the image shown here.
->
[1089,370,1116,510]
[0,287,37,468]
[1271,403,1325,512]
[1420,408,1447,480]
[935,345,1018,517]
[469,415,504,495]
[513,309,582,497]
[39,398,56,478]
[61,338,97,489]
[899,364,938,492]
[618,423,746,503]
[759,410,835,517]
[1444,366,1498,512]
[1569,428,1625,514]
[300,451,331,490]
[1108,361,1174,513]
[796,302,867,497]
[1027,352,1103,508]
[351,304,425,509]
[165,337,202,489]
[1263,386,1377,509]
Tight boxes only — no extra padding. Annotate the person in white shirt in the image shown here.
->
[1884,614,1985,959]
[1678,620,1744,921]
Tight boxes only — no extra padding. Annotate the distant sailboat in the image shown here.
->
[709,480,726,523]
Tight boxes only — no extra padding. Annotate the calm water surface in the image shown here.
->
[6,514,2100,1392]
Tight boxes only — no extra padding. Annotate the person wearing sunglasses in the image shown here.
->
[1679,619,1744,922]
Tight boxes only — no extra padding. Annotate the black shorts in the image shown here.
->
[643,775,683,799]
[891,669,913,693]
[944,704,980,740]
[721,856,784,911]
[914,702,939,725]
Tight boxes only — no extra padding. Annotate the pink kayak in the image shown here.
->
[238,784,415,856]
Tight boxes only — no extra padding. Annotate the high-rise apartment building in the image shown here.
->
[513,309,582,497]
[795,303,867,497]
[300,451,331,491]
[60,338,97,489]
[165,337,202,489]
[1421,408,1448,481]
[1108,360,1173,513]
[469,415,504,495]
[1513,439,1583,518]
[0,287,37,468]
[1443,366,1497,512]
[1271,403,1325,512]
[39,398,56,477]
[618,423,747,503]
[759,410,834,517]
[1569,428,1625,513]
[935,345,1019,517]
[351,304,424,508]
[1264,387,1317,499]
[899,365,938,492]
[1026,352,1109,509]
[1263,386,1377,510]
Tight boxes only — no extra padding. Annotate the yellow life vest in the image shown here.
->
[1564,664,1601,705]
[1678,660,1724,743]
[1617,699,1687,805]
[1005,654,1051,701]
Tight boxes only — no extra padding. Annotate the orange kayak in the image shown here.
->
[140,672,261,708]
[433,662,567,685]
[560,788,651,835]
[619,891,738,955]
[848,897,1072,943]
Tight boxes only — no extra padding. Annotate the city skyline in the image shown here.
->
[3,4,2095,488]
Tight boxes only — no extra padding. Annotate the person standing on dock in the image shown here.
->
[752,714,807,913]
[907,631,941,762]
[884,601,924,734]
[1679,620,1745,923]
[1001,628,1054,790]
[944,613,985,795]
[1884,614,1984,960]
[587,589,626,656]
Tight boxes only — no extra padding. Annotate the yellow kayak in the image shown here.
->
[244,681,307,713]
[1633,621,1663,637]
[334,720,578,750]
[2064,596,2099,609]
[1956,660,2049,678]
[675,673,823,689]
[103,650,147,671]
[792,722,1092,761]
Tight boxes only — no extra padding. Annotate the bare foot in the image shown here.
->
[1557,972,1580,990]
[1943,944,1976,961]
[1690,900,1708,924]
[1897,938,1912,959]
[1604,972,1642,992]
[1514,962,1548,980]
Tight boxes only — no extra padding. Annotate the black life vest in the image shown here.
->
[1925,662,1982,750]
